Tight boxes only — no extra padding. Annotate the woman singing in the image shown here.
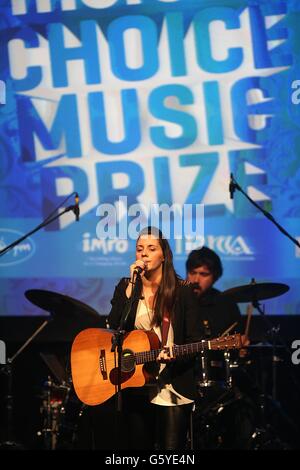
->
[107,227,203,450]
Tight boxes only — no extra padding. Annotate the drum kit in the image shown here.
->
[192,281,295,450]
[0,289,101,450]
[25,290,102,450]
[1,282,296,450]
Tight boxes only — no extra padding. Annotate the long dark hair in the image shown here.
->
[137,227,180,327]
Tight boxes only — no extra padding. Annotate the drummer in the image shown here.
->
[186,247,243,338]
[186,247,254,450]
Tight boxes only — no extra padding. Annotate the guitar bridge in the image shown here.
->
[99,349,107,380]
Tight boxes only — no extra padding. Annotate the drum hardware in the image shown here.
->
[250,399,296,450]
[55,385,86,450]
[39,350,71,447]
[222,278,295,403]
[193,386,244,450]
[250,427,290,450]
[37,376,70,450]
[24,289,100,449]
[198,322,239,390]
[38,352,86,450]
[198,349,233,390]
[36,369,86,450]
[0,290,99,450]
[194,278,299,449]
[249,284,297,446]
[0,320,49,450]
[240,338,299,448]
[215,389,243,415]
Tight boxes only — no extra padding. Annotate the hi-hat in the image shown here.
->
[221,282,289,303]
[25,289,100,324]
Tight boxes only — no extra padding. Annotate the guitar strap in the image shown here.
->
[161,311,170,347]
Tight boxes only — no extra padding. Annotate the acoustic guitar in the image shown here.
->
[71,328,242,406]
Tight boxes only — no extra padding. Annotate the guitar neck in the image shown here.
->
[135,340,210,365]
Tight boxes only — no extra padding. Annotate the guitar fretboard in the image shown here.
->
[134,340,210,365]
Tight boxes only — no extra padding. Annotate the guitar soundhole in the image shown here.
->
[121,349,135,373]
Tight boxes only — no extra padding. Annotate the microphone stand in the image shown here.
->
[230,174,300,249]
[0,200,80,449]
[231,176,300,376]
[231,176,300,444]
[110,271,141,449]
[0,200,79,258]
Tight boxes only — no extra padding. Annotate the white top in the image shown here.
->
[135,300,193,406]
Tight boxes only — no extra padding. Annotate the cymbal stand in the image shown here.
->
[252,299,281,402]
[250,299,299,447]
[38,376,54,450]
[38,376,67,450]
[0,320,49,449]
[250,297,283,437]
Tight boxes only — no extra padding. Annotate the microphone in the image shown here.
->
[74,193,80,221]
[229,173,235,200]
[134,261,147,277]
[134,265,144,275]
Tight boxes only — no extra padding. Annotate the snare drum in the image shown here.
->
[197,350,232,389]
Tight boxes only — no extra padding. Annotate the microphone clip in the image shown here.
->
[229,173,237,200]
[73,193,80,222]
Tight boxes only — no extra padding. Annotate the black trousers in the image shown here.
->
[76,391,193,450]
[154,403,193,450]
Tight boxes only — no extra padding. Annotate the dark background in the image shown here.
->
[1,314,300,450]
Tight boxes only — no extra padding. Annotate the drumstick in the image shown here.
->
[244,303,253,338]
[220,321,238,337]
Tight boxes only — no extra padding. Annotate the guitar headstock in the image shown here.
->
[210,333,242,350]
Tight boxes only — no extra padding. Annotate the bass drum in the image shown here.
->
[56,383,86,450]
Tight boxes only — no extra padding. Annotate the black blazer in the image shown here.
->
[107,278,204,400]
[197,287,242,338]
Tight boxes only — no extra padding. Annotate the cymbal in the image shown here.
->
[25,289,100,323]
[221,282,289,303]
